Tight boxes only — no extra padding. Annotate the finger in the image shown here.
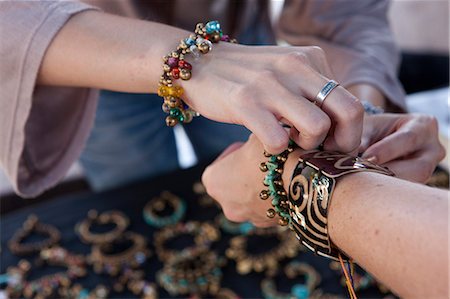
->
[283,64,363,152]
[241,108,289,154]
[271,93,331,150]
[362,128,427,165]
[383,155,437,183]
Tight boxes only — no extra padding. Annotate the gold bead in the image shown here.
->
[263,151,272,157]
[198,42,211,54]
[171,51,179,58]
[259,162,268,172]
[180,69,192,80]
[266,208,276,218]
[210,32,221,43]
[166,116,178,127]
[259,190,270,200]
[277,190,286,196]
[163,64,171,72]
[278,218,289,226]
[168,97,181,108]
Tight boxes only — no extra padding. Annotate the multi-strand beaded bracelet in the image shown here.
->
[157,21,235,127]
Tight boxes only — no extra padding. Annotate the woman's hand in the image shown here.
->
[360,113,446,183]
[181,43,364,154]
[201,134,280,227]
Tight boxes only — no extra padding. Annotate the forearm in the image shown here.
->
[283,151,448,298]
[37,10,189,93]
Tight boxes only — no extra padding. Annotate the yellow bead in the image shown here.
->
[158,85,183,98]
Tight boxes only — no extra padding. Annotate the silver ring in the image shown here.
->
[314,80,339,108]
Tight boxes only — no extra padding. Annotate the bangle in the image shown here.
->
[259,141,297,226]
[158,21,236,127]
[88,232,151,276]
[8,215,61,256]
[154,221,220,262]
[215,214,255,235]
[261,261,321,299]
[75,210,129,245]
[143,191,186,228]
[287,150,395,261]
[156,248,225,296]
[225,227,300,276]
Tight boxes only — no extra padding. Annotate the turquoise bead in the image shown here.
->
[291,284,309,299]
[184,37,195,46]
[169,108,181,117]
[205,20,221,33]
[266,161,278,171]
[240,222,254,234]
[271,197,279,206]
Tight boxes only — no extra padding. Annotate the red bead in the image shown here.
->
[171,68,180,79]
[178,60,192,70]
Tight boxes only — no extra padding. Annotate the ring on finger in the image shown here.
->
[314,80,339,108]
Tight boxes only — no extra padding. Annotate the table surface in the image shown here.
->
[0,164,389,298]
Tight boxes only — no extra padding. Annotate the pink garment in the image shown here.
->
[0,0,405,197]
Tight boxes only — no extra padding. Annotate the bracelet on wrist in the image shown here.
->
[287,150,395,261]
[157,21,236,127]
[259,141,298,226]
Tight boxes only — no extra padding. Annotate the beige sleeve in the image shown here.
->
[0,1,99,198]
[277,0,406,110]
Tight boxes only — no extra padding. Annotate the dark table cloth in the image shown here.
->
[0,164,389,298]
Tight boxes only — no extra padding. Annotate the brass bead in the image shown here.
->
[266,208,276,218]
[163,64,171,72]
[259,190,270,200]
[277,190,286,196]
[263,150,272,157]
[210,32,221,43]
[180,69,192,80]
[171,51,179,58]
[198,42,211,54]
[168,97,181,108]
[259,162,268,172]
[277,156,287,162]
[166,116,178,127]
[278,217,289,226]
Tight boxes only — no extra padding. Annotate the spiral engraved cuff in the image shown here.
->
[288,150,395,261]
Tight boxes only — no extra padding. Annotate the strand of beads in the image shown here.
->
[259,141,297,226]
[158,21,235,127]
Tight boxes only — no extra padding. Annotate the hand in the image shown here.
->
[201,134,280,227]
[181,43,363,154]
[360,113,446,183]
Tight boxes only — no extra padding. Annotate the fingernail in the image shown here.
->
[365,156,378,163]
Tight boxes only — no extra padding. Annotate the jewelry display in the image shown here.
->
[0,247,87,299]
[189,288,240,299]
[215,214,255,235]
[58,284,110,299]
[287,150,394,261]
[225,227,300,275]
[88,232,151,276]
[75,209,129,245]
[8,214,61,256]
[259,141,297,226]
[154,221,220,262]
[158,21,236,127]
[157,248,225,296]
[143,191,186,228]
[261,261,321,299]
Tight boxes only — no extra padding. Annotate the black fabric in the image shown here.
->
[0,164,390,298]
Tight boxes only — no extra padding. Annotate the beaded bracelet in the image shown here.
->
[225,227,300,276]
[259,141,297,226]
[261,261,321,299]
[75,210,129,245]
[157,248,225,296]
[88,232,151,276]
[143,191,186,228]
[154,221,220,262]
[158,21,236,127]
[8,215,61,256]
